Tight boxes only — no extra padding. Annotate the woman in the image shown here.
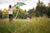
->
[8,5,13,21]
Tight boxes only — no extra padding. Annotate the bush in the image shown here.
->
[0,11,2,18]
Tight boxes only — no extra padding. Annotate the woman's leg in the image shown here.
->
[9,14,13,21]
[11,15,13,20]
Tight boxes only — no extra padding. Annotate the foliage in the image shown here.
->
[36,2,50,17]
[28,9,36,18]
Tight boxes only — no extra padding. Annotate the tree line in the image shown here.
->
[0,2,50,19]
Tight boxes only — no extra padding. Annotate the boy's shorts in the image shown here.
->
[27,18,30,22]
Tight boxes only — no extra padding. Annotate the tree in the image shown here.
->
[28,8,36,18]
[2,8,9,18]
[36,2,46,17]
[13,7,26,19]
[47,7,50,17]
[36,6,41,17]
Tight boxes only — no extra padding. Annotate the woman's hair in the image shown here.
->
[9,5,12,8]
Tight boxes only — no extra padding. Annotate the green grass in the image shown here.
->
[0,17,50,33]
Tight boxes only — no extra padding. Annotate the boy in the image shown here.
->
[26,13,30,22]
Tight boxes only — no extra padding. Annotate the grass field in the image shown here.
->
[0,17,50,33]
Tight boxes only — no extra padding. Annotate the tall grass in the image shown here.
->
[0,17,50,33]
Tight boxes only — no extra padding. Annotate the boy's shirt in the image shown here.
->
[26,14,30,18]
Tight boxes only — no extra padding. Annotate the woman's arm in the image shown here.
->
[12,5,16,8]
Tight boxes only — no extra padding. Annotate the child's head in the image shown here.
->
[9,5,12,8]
[27,13,29,15]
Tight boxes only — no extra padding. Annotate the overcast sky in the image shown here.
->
[0,0,50,11]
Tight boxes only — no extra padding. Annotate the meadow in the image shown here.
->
[0,17,50,33]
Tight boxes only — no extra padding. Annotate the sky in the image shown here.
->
[0,0,50,11]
